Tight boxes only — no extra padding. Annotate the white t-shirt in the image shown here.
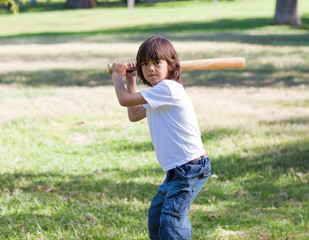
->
[140,80,205,171]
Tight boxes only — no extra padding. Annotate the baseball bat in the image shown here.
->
[107,57,245,74]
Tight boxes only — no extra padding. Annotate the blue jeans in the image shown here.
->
[148,155,211,240]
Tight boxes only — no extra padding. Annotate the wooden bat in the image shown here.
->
[107,57,245,74]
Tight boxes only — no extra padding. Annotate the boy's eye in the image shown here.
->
[141,60,161,66]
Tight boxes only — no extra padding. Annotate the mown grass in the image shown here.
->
[0,0,309,239]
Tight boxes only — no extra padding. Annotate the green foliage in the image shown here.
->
[0,0,19,13]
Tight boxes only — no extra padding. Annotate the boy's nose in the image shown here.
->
[148,64,155,71]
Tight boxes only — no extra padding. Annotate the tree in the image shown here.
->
[0,0,19,13]
[273,0,302,26]
[65,0,96,9]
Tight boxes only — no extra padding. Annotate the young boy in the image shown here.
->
[111,35,211,240]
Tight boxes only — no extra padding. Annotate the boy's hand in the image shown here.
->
[126,61,137,85]
[112,62,127,77]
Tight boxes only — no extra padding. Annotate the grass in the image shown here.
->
[0,0,309,239]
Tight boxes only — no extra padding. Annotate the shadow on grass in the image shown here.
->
[1,17,309,46]
[113,139,154,152]
[0,69,113,87]
[260,116,309,125]
[1,64,308,87]
[207,138,309,182]
[193,136,309,236]
[201,126,247,142]
[0,199,150,239]
[0,134,308,238]
[196,122,309,204]
[182,64,309,87]
[192,176,308,237]
[0,167,162,201]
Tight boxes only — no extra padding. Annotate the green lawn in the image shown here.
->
[0,0,309,239]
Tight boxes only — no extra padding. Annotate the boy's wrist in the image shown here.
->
[112,72,123,80]
[126,76,137,81]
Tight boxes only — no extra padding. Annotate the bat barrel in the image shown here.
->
[180,57,245,70]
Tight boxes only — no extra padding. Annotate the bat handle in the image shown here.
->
[107,63,137,74]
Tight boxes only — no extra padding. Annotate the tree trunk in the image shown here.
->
[65,0,96,9]
[273,0,301,26]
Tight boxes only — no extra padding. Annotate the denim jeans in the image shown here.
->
[148,155,211,240]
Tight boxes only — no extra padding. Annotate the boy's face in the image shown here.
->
[141,60,169,86]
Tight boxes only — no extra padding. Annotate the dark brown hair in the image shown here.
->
[136,35,182,87]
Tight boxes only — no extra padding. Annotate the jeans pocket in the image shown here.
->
[175,162,202,180]
[203,157,211,177]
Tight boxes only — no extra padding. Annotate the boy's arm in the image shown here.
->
[112,62,146,122]
[126,71,147,122]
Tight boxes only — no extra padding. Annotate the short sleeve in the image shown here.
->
[140,81,173,109]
